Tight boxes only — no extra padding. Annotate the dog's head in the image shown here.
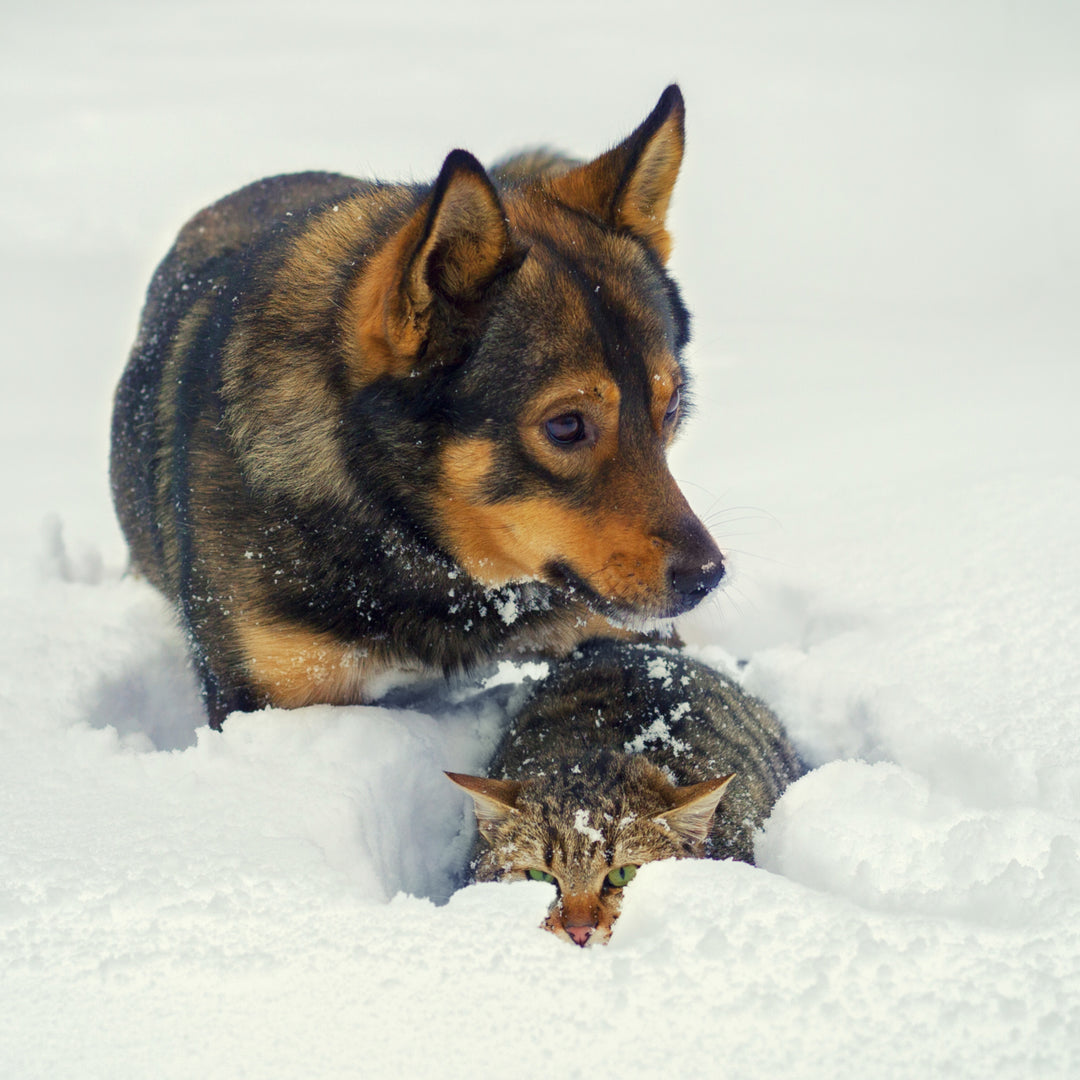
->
[347,86,723,621]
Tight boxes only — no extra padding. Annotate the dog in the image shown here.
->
[110,85,724,728]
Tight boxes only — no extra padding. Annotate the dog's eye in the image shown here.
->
[544,413,587,446]
[664,387,681,423]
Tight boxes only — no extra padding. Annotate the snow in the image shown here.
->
[2,2,1079,1078]
[645,655,675,686]
[491,592,520,626]
[573,808,605,844]
[624,707,692,756]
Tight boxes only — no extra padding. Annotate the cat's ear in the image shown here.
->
[445,772,522,836]
[655,774,734,846]
[545,84,685,263]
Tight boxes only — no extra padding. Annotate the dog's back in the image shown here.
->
[111,171,376,590]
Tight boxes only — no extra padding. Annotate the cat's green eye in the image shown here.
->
[606,865,638,888]
[526,869,556,885]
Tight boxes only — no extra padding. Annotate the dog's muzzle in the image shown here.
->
[665,515,725,615]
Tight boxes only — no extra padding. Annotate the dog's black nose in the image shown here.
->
[669,552,725,599]
[668,517,725,605]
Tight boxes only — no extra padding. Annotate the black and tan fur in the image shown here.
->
[449,640,806,946]
[110,86,723,727]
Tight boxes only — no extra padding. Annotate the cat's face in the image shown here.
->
[448,754,732,947]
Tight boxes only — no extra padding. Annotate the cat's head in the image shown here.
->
[447,751,733,947]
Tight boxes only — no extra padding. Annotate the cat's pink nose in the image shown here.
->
[566,925,594,947]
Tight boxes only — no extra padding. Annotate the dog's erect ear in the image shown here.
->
[408,150,523,309]
[547,84,685,263]
[350,150,525,383]
[445,771,523,839]
[654,773,734,847]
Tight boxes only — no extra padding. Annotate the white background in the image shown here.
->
[1,2,1078,1077]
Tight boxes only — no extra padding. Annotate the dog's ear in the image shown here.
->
[408,150,524,310]
[547,84,685,263]
[350,150,526,383]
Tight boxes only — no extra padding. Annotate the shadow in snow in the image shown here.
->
[83,637,205,751]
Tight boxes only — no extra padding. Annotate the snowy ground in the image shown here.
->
[2,2,1079,1077]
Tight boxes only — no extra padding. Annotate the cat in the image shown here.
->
[448,639,806,947]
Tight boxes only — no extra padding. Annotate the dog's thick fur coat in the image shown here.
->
[110,86,723,727]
